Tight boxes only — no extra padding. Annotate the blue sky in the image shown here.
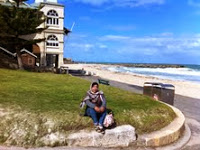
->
[29,0,200,64]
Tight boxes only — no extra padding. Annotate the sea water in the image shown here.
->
[103,64,200,83]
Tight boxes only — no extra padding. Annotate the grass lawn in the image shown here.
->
[0,68,176,147]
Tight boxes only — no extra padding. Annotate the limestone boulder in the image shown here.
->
[67,125,136,148]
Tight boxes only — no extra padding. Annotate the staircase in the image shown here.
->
[0,46,18,69]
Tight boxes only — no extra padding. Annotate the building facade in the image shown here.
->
[34,0,65,68]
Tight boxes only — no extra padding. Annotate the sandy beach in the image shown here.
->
[63,64,200,99]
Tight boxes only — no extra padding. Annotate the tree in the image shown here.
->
[0,0,46,70]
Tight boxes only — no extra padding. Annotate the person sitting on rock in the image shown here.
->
[83,82,107,133]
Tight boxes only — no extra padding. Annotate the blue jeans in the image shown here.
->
[86,107,107,126]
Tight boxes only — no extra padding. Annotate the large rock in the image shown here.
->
[67,125,136,148]
[40,132,67,147]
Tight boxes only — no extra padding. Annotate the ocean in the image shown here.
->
[102,64,200,83]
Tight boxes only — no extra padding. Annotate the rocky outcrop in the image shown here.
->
[39,132,67,147]
[67,125,136,148]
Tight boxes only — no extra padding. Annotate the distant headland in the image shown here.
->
[73,61,185,68]
[116,63,185,68]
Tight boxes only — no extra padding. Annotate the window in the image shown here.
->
[47,10,59,26]
[46,35,59,47]
[28,58,33,65]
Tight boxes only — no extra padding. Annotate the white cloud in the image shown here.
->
[98,44,108,48]
[79,16,91,21]
[98,34,200,56]
[68,40,108,51]
[67,33,88,39]
[69,43,94,51]
[159,32,174,37]
[105,25,136,31]
[68,34,200,56]
[73,0,166,7]
[194,11,200,15]
[65,32,200,63]
[73,0,109,6]
[112,0,165,7]
[99,35,131,41]
[188,0,200,7]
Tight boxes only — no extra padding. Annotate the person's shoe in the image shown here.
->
[95,126,99,131]
[97,125,105,134]
[98,125,103,130]
[96,127,101,133]
[94,123,99,131]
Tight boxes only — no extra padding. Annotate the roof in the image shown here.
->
[20,48,37,58]
[40,2,64,7]
[0,47,37,58]
[31,1,64,8]
[0,0,36,9]
[64,27,71,35]
[0,46,16,57]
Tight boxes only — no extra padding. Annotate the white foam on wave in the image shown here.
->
[103,66,200,83]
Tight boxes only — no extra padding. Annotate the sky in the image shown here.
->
[28,0,200,64]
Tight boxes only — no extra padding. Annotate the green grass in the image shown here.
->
[0,68,176,147]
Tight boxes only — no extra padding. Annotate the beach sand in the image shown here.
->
[63,64,200,99]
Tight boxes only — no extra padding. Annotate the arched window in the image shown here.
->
[47,10,59,25]
[46,35,59,47]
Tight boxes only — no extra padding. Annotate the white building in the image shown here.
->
[34,0,65,68]
[0,0,66,68]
